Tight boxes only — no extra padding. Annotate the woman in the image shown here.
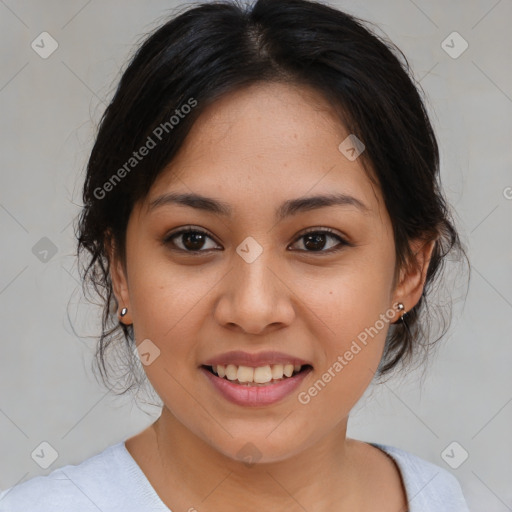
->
[0,0,470,510]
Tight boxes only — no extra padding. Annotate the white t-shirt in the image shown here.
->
[0,440,470,511]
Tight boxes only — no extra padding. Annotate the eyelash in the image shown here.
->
[163,226,351,255]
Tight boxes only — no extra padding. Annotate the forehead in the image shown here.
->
[143,82,383,218]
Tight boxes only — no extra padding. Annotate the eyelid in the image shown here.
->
[294,226,347,240]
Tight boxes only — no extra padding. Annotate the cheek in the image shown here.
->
[126,246,229,380]
[126,252,180,348]
[297,282,394,417]
[127,241,206,333]
[126,257,211,412]
[299,248,396,390]
[305,247,396,337]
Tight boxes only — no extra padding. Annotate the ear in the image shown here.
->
[391,238,437,320]
[105,231,132,325]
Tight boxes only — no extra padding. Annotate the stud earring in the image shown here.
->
[120,307,128,317]
[394,302,406,324]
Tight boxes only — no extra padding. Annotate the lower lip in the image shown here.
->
[200,366,312,407]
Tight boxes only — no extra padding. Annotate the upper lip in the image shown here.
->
[202,351,312,368]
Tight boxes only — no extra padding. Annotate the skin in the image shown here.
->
[108,81,436,512]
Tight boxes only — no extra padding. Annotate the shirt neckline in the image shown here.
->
[117,440,410,511]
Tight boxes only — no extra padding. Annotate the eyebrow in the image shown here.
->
[148,191,369,220]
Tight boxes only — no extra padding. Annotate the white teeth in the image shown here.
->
[237,365,254,383]
[271,364,284,380]
[253,365,272,384]
[225,364,238,381]
[211,363,303,384]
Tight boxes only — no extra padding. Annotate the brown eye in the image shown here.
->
[164,228,221,252]
[290,229,349,253]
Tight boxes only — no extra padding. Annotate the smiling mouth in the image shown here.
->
[202,364,313,386]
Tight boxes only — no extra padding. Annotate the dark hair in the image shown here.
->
[76,0,467,395]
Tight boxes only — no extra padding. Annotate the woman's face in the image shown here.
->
[112,82,426,463]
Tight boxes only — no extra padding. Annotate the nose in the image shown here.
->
[213,249,296,335]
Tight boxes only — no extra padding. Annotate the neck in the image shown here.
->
[143,407,363,512]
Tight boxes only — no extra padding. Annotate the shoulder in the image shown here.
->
[0,442,144,512]
[370,443,470,512]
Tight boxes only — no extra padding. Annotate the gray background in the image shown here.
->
[1,0,511,510]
